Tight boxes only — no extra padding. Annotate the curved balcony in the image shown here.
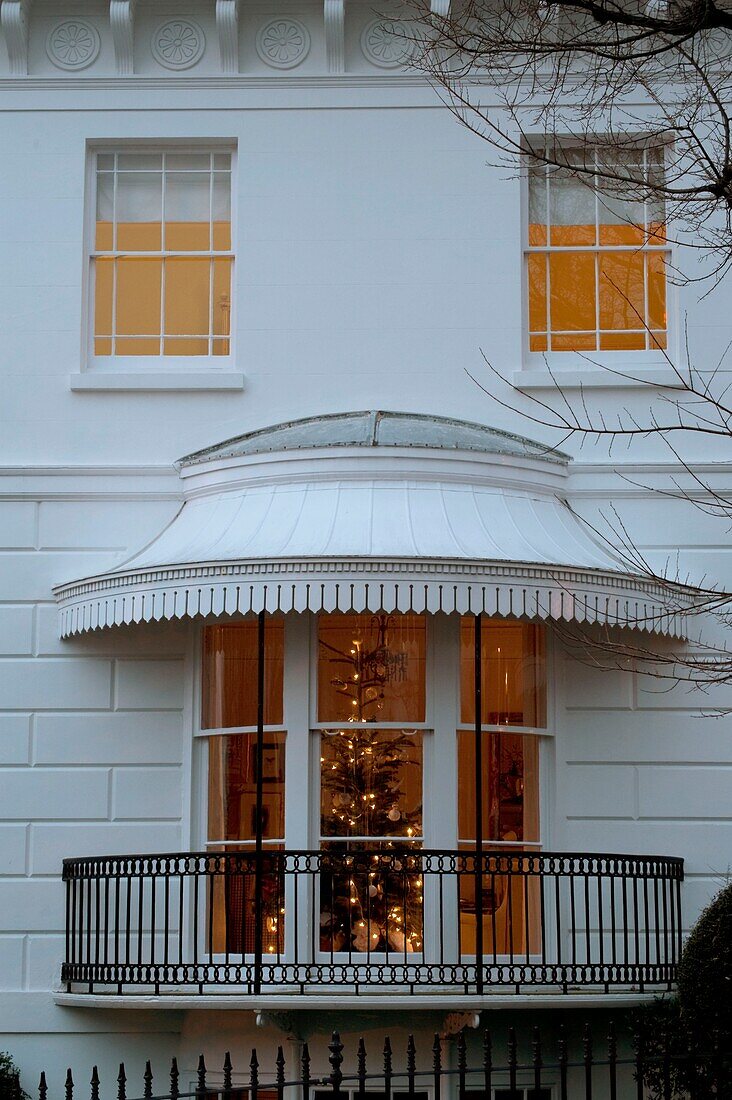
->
[61,848,683,999]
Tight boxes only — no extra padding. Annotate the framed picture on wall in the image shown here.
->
[261,742,285,783]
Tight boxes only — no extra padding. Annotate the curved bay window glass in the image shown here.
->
[202,620,285,958]
[202,620,283,730]
[460,618,545,728]
[199,612,548,971]
[317,613,426,956]
[318,613,426,724]
[458,618,545,960]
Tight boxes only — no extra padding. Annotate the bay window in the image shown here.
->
[199,613,546,963]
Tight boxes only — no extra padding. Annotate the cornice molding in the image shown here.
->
[109,0,135,75]
[215,0,240,74]
[0,73,432,92]
[324,0,345,74]
[2,0,31,75]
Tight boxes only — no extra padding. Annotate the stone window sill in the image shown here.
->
[70,371,245,393]
[513,366,680,390]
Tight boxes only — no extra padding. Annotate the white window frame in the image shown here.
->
[521,141,676,372]
[79,140,238,386]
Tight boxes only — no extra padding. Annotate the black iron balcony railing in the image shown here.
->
[62,848,683,996]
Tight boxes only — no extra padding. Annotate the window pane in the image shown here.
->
[457,730,539,842]
[165,171,211,250]
[318,613,426,723]
[117,154,163,170]
[458,844,541,958]
[208,844,285,957]
[201,620,284,729]
[527,253,547,335]
[213,257,232,336]
[95,172,114,250]
[213,174,232,250]
[115,336,160,354]
[115,257,162,335]
[646,151,666,240]
[600,331,646,350]
[460,618,546,727]
[163,337,209,355]
[597,186,645,245]
[599,250,645,332]
[116,172,162,251]
[319,841,424,955]
[320,729,423,839]
[207,732,286,842]
[166,153,211,170]
[527,166,547,246]
[164,257,210,336]
[647,251,667,332]
[93,257,113,338]
[549,251,596,332]
[549,166,595,246]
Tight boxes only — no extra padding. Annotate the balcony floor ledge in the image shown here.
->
[54,991,664,1011]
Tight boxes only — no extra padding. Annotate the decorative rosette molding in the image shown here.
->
[2,0,31,75]
[360,18,413,68]
[46,20,101,71]
[256,18,311,68]
[110,0,135,75]
[151,19,206,70]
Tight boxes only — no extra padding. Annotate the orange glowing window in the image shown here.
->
[92,150,232,357]
[527,149,668,353]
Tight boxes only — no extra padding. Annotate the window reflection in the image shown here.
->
[457,730,540,959]
[201,620,284,730]
[460,618,545,728]
[319,729,423,955]
[207,732,286,956]
[318,613,426,724]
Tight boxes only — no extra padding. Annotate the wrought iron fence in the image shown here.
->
[29,1026,731,1100]
[62,849,683,996]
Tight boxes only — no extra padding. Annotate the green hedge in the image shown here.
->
[0,1052,26,1100]
[636,880,732,1098]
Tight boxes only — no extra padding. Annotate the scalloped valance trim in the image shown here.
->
[54,557,689,638]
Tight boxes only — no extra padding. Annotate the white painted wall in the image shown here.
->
[0,0,731,1085]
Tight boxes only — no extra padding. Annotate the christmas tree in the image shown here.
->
[319,616,424,955]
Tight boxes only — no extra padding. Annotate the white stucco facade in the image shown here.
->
[0,1,731,1094]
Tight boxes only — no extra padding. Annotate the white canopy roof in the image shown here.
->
[55,411,689,637]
